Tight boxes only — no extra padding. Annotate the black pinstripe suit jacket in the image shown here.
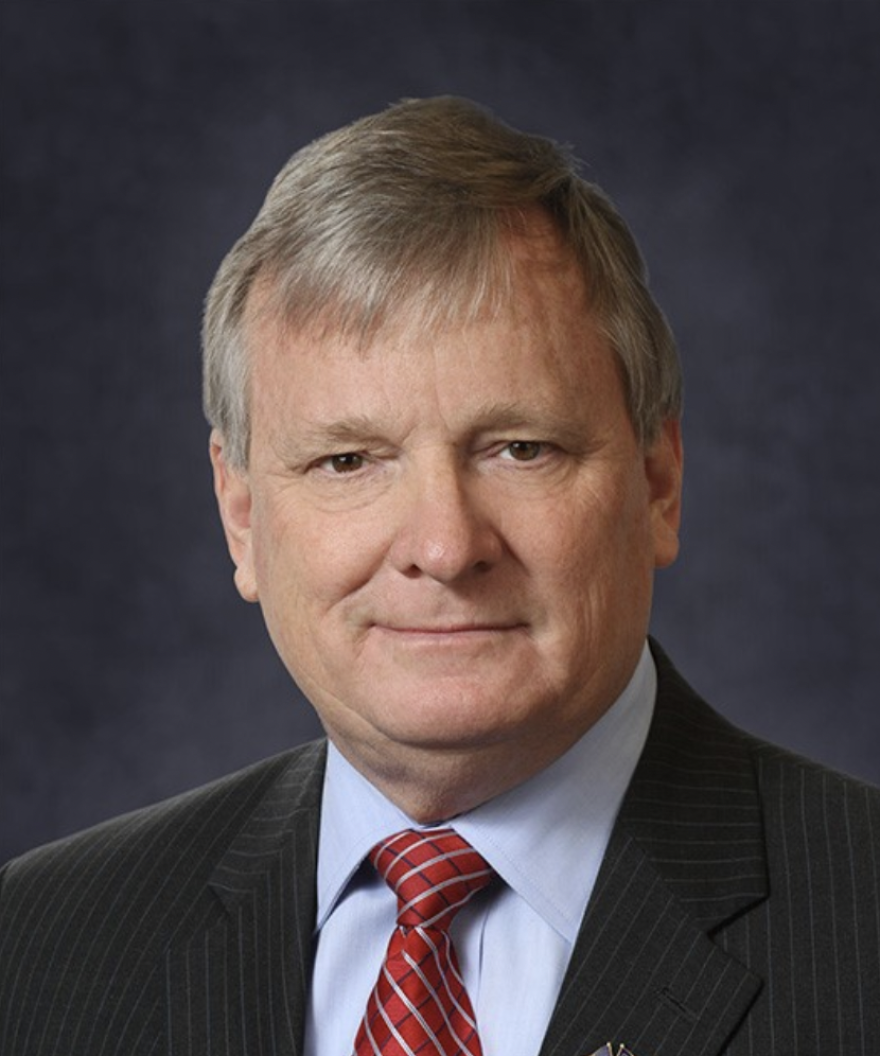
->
[2,643,878,1055]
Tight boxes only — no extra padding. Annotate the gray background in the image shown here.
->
[2,1,878,863]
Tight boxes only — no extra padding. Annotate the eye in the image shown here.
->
[501,440,545,462]
[322,452,365,474]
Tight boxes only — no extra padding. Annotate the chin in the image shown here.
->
[368,689,552,750]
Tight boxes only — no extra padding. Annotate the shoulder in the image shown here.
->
[749,737,880,892]
[0,741,326,1051]
[0,739,326,912]
[651,637,878,794]
[647,645,880,1042]
[649,637,879,872]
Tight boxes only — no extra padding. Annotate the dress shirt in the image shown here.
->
[304,641,656,1056]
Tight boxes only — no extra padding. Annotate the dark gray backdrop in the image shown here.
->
[2,1,878,862]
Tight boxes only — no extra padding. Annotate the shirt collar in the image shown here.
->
[315,641,656,943]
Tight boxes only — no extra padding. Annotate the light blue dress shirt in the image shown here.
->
[304,642,656,1056]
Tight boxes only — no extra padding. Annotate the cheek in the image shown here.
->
[546,480,654,602]
[253,495,388,617]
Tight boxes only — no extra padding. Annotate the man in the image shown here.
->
[0,97,877,1056]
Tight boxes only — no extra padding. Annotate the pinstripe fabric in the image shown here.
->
[1,644,878,1055]
[0,741,325,1056]
[538,644,880,1055]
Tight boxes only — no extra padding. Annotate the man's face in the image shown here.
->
[213,225,682,811]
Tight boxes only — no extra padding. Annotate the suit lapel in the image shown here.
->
[539,643,768,1056]
[166,741,326,1056]
[161,645,769,1055]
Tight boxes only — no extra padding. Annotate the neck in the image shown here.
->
[330,726,596,823]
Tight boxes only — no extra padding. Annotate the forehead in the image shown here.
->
[247,235,629,446]
[242,240,632,459]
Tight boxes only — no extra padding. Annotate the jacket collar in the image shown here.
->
[538,641,768,1056]
[163,642,770,1056]
[167,740,326,1056]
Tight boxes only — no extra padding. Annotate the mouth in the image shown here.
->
[362,622,531,667]
[372,622,527,638]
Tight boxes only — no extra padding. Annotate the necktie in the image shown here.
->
[353,828,494,1056]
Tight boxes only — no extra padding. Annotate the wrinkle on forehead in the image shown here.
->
[244,237,621,471]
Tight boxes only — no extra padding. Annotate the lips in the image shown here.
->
[372,622,527,635]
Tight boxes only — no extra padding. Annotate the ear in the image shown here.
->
[209,430,259,602]
[645,418,684,570]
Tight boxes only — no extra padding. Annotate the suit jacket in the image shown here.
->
[1,643,878,1056]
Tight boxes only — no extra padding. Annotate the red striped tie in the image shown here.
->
[353,828,494,1056]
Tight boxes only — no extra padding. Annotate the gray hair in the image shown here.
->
[203,96,682,468]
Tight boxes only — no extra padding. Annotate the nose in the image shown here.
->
[388,459,503,583]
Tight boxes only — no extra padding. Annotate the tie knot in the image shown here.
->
[370,828,494,931]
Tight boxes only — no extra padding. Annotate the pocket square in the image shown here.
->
[588,1046,637,1056]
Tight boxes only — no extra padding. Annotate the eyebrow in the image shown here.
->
[469,401,578,431]
[274,416,395,466]
[464,401,594,449]
[285,400,592,455]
